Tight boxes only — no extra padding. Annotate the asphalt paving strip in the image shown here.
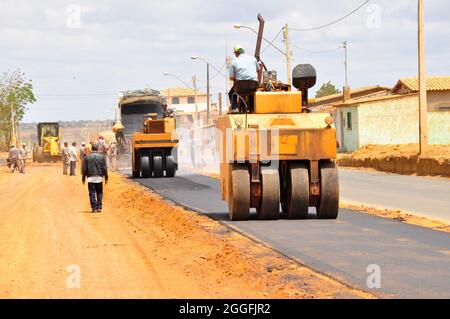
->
[130,171,450,299]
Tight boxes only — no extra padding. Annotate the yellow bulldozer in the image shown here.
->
[216,14,339,221]
[33,122,61,163]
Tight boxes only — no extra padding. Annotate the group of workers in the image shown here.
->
[7,143,29,173]
[60,137,112,213]
[61,137,118,177]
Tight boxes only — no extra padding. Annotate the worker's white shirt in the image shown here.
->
[229,54,259,81]
[69,146,78,162]
[87,176,103,183]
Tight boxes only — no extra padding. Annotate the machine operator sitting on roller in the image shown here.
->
[228,45,262,113]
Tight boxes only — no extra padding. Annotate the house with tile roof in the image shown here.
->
[333,77,450,152]
[161,87,209,114]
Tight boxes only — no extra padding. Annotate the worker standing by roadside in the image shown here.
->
[108,141,118,171]
[69,142,78,176]
[7,144,22,173]
[82,143,108,213]
[62,142,70,175]
[79,142,87,175]
[19,143,29,173]
[98,136,108,156]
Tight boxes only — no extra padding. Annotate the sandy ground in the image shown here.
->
[338,144,450,177]
[0,163,371,299]
[341,144,450,158]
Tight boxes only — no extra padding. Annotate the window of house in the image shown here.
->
[347,112,352,130]
[172,97,180,105]
[187,96,195,104]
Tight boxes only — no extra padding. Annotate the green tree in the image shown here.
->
[315,81,341,98]
[0,70,36,148]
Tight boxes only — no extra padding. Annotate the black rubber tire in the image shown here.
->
[228,164,250,221]
[165,156,176,177]
[282,162,310,219]
[316,161,339,219]
[36,147,44,163]
[140,156,151,178]
[132,171,140,178]
[153,156,163,178]
[257,168,280,220]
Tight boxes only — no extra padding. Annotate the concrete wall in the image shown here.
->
[337,95,450,151]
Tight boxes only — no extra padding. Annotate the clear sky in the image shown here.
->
[1,0,449,122]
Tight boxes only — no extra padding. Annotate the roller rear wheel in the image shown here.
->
[316,161,339,219]
[228,165,250,221]
[165,156,176,177]
[140,156,151,178]
[153,156,163,178]
[282,162,310,219]
[257,168,280,220]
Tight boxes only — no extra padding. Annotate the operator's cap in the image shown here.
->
[161,97,168,106]
[233,45,244,54]
[81,142,86,146]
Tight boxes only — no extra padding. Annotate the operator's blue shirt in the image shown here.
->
[229,54,259,81]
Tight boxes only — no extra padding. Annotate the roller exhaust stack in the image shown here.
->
[254,14,265,62]
[292,64,317,111]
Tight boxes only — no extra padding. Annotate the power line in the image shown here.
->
[261,27,285,54]
[291,43,342,54]
[209,61,227,81]
[290,0,371,31]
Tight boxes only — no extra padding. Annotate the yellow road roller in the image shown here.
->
[216,15,338,221]
[131,113,178,178]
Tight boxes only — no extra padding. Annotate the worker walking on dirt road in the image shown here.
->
[19,144,29,173]
[62,142,70,175]
[82,143,108,213]
[108,141,118,171]
[7,144,23,173]
[69,142,78,176]
[79,142,87,175]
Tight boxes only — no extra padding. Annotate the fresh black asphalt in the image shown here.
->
[134,172,450,299]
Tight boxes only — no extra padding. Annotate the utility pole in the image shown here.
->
[418,0,428,154]
[218,92,223,116]
[206,63,210,124]
[343,41,349,87]
[283,24,292,86]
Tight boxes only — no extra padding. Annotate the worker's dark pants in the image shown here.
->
[229,80,259,112]
[88,182,103,211]
[70,161,76,176]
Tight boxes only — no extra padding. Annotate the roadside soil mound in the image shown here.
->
[338,144,450,177]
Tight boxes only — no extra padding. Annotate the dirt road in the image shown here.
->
[0,163,369,299]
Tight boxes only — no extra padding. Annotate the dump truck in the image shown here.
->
[118,89,178,178]
[216,14,339,221]
[33,122,61,163]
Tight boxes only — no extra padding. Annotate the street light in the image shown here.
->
[232,24,286,56]
[191,56,212,123]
